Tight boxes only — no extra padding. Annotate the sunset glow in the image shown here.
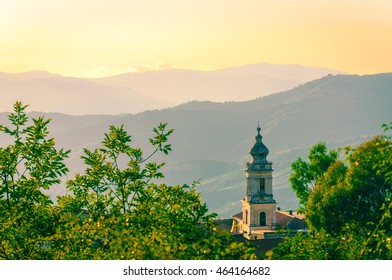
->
[1,0,391,77]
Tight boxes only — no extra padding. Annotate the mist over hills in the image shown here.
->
[0,72,391,218]
[92,63,343,104]
[0,76,162,115]
[0,70,60,81]
[0,63,341,115]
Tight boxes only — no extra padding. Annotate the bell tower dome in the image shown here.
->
[248,126,271,170]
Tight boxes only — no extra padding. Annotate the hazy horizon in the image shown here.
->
[0,61,347,79]
[0,62,345,115]
[1,1,391,115]
[1,1,391,78]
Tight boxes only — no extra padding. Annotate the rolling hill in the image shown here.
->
[92,63,342,104]
[0,63,341,114]
[0,76,162,115]
[1,73,391,217]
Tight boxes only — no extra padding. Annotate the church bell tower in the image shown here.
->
[241,125,277,238]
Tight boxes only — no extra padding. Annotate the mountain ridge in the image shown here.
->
[91,63,344,105]
[1,63,343,115]
[1,72,390,217]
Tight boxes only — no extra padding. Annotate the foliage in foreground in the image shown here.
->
[269,122,392,259]
[0,102,255,260]
[1,102,390,260]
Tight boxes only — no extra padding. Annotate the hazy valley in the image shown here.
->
[1,67,391,218]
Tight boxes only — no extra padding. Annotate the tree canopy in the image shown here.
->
[2,102,390,260]
[289,142,338,212]
[0,102,255,260]
[270,123,392,259]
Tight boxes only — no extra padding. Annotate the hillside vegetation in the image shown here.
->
[1,73,391,217]
[1,102,390,260]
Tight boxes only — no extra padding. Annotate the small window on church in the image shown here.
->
[259,212,266,226]
[260,178,265,193]
[244,210,249,225]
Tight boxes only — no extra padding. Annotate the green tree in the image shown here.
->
[289,142,338,212]
[269,124,392,259]
[306,135,391,235]
[0,102,255,260]
[267,231,363,260]
[358,122,392,259]
[63,123,173,220]
[54,122,255,260]
[0,102,69,259]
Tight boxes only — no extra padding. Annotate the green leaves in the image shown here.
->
[0,102,70,204]
[149,122,174,155]
[1,102,255,260]
[0,101,28,142]
[58,121,254,260]
[66,122,174,218]
[102,125,132,158]
[276,122,392,260]
[304,135,392,235]
[0,102,70,259]
[289,142,338,212]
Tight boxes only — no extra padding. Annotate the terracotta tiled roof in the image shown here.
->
[276,210,294,227]
[276,210,307,230]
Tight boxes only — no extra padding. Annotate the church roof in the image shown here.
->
[276,211,294,227]
[276,210,307,230]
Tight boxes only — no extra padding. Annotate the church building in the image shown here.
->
[231,126,306,240]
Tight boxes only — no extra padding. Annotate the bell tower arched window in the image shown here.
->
[259,211,267,226]
[259,178,265,193]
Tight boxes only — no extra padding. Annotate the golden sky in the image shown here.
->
[1,0,391,77]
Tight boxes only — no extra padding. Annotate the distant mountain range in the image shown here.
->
[91,63,343,105]
[1,71,391,218]
[0,63,342,115]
